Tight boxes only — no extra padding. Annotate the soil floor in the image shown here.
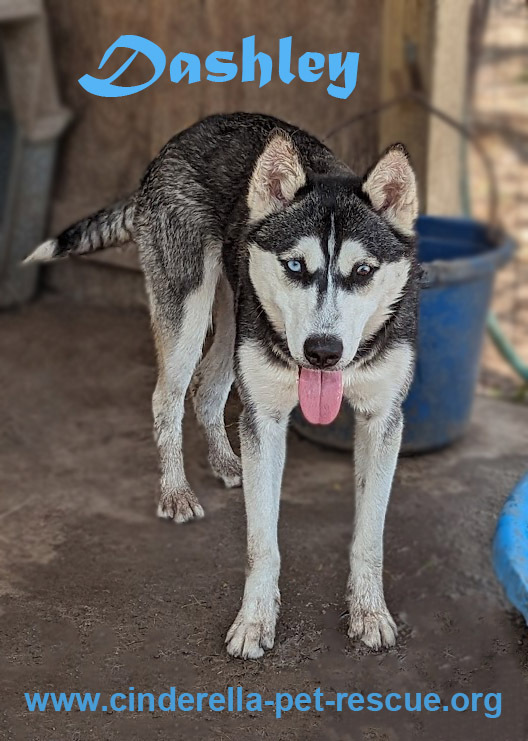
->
[1,298,528,740]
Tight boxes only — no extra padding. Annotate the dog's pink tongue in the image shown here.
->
[298,368,343,425]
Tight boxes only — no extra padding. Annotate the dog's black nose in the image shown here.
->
[304,335,343,369]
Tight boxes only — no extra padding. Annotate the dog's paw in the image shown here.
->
[225,600,278,659]
[347,605,397,649]
[210,451,242,489]
[157,487,204,524]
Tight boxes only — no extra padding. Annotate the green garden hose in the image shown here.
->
[460,112,528,384]
[487,313,528,382]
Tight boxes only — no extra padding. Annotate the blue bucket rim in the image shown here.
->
[418,216,515,287]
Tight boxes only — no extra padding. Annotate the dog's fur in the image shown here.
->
[26,112,419,659]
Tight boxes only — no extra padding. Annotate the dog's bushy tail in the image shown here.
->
[24,197,136,263]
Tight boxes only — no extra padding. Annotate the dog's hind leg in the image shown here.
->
[149,248,222,523]
[191,275,242,488]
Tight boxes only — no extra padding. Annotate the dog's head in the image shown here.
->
[246,131,418,371]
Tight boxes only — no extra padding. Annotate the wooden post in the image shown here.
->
[425,0,473,216]
[379,0,472,215]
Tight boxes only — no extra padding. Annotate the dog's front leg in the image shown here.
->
[347,406,403,649]
[225,406,288,659]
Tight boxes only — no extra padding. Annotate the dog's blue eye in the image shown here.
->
[287,259,303,273]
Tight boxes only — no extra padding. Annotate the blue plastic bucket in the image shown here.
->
[291,215,515,454]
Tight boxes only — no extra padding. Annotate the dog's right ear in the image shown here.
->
[247,131,306,221]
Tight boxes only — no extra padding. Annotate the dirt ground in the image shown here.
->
[1,297,528,740]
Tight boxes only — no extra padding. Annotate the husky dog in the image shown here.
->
[26,112,419,659]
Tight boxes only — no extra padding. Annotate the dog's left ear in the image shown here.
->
[362,144,418,236]
[247,131,306,221]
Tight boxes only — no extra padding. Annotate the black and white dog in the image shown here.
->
[26,112,419,659]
